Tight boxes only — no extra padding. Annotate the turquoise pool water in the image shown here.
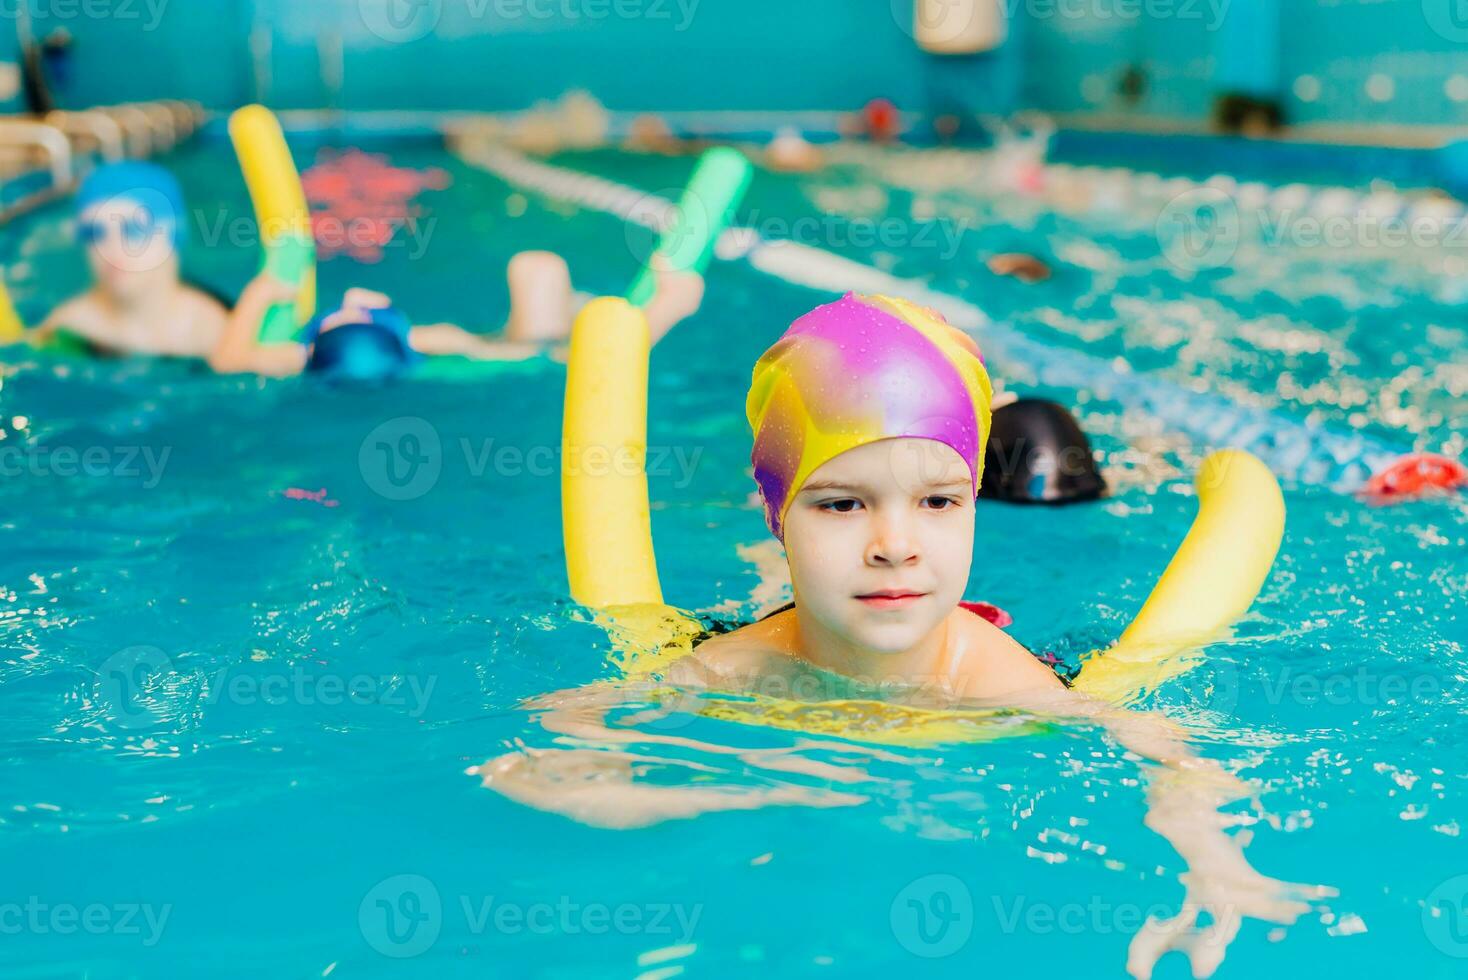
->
[0,137,1464,978]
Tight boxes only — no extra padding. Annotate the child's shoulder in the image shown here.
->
[947,609,1067,699]
[180,283,230,315]
[667,609,799,688]
[42,291,107,336]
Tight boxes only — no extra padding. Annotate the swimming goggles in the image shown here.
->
[76,213,172,250]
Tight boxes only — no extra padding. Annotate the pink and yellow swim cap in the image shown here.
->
[747,293,993,539]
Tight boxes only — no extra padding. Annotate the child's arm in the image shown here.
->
[208,273,308,377]
[642,263,706,345]
[32,305,68,343]
[406,323,546,361]
[34,295,106,352]
[1019,688,1335,979]
[471,679,878,828]
[475,742,865,830]
[1123,764,1329,979]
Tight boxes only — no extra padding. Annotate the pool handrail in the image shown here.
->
[98,105,154,158]
[45,110,126,163]
[0,119,72,187]
[128,102,177,153]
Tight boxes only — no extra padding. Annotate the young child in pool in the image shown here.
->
[210,255,704,378]
[33,163,703,373]
[669,292,1063,699]
[482,293,1333,979]
[34,163,230,357]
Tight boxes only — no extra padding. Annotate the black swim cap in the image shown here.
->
[979,399,1106,504]
[306,306,417,381]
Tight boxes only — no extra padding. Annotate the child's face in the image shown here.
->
[781,437,975,656]
[80,198,178,302]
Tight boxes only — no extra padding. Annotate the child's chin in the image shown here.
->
[847,619,937,657]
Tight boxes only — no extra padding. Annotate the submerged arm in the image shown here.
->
[472,675,878,828]
[523,674,880,781]
[1021,689,1334,979]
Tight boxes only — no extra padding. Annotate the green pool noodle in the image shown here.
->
[44,329,93,356]
[414,352,550,381]
[626,147,753,307]
[258,232,316,343]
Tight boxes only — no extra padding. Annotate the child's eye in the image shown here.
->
[922,495,961,510]
[818,498,863,513]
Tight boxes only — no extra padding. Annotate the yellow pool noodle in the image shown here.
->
[228,104,316,324]
[562,297,664,608]
[1072,449,1285,703]
[561,297,708,675]
[0,278,24,344]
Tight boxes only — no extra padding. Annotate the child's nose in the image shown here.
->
[865,515,919,566]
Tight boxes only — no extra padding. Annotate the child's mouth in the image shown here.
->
[854,590,928,609]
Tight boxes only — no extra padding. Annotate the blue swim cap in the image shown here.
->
[1439,140,1468,201]
[75,162,188,249]
[305,304,418,381]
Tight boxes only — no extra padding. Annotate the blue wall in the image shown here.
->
[0,21,21,115]
[256,0,1019,113]
[9,0,1018,115]
[23,0,252,109]
[1279,0,1468,127]
[5,0,1465,129]
[1021,0,1468,128]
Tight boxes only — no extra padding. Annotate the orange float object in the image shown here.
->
[1363,453,1467,499]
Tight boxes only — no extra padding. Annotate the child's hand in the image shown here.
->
[647,257,705,322]
[642,256,706,343]
[244,272,300,307]
[1126,850,1335,979]
[341,287,392,313]
[1126,767,1338,979]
